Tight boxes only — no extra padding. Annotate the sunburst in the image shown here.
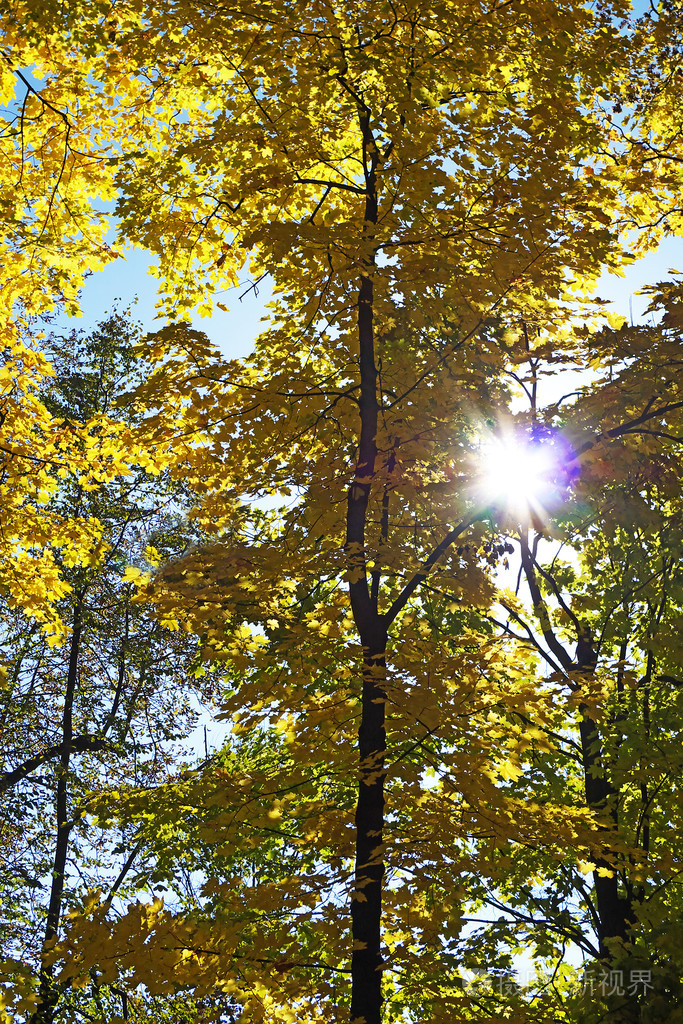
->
[474,428,570,524]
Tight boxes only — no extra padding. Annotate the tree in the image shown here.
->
[3,1,683,1022]
[465,286,683,1024]
[0,20,154,626]
[56,299,683,1023]
[0,315,225,1023]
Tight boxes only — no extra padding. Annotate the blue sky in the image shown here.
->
[65,244,273,360]
[67,233,683,361]
[597,234,683,322]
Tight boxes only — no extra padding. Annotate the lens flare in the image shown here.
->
[474,428,574,522]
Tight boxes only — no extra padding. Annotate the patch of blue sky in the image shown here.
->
[57,238,273,359]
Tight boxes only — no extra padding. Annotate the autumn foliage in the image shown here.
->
[2,1,683,1023]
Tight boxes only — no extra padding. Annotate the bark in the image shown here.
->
[572,630,633,955]
[575,636,640,1024]
[578,713,633,952]
[33,596,84,1024]
[520,545,638,1019]
[350,631,387,1024]
[347,99,386,1024]
[0,735,110,794]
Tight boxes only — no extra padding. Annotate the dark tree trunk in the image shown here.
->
[350,631,387,1024]
[346,100,386,1023]
[576,639,640,1024]
[521,542,639,1021]
[33,598,84,1024]
[574,632,634,956]
[578,712,633,952]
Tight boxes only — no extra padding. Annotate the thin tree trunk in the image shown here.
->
[350,633,387,1024]
[575,638,639,1024]
[578,712,632,950]
[33,597,84,1024]
[520,541,638,1019]
[347,99,385,1022]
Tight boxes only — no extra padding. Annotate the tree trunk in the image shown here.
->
[33,597,84,1024]
[576,641,639,1024]
[350,631,387,1024]
[347,101,384,1022]
[578,712,633,951]
[574,635,634,956]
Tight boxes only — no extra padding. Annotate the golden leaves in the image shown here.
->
[4,3,683,1020]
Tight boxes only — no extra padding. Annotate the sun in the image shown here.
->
[474,431,559,519]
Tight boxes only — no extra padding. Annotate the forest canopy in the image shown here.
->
[2,1,683,1023]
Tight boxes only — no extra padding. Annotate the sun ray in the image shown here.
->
[473,427,573,525]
